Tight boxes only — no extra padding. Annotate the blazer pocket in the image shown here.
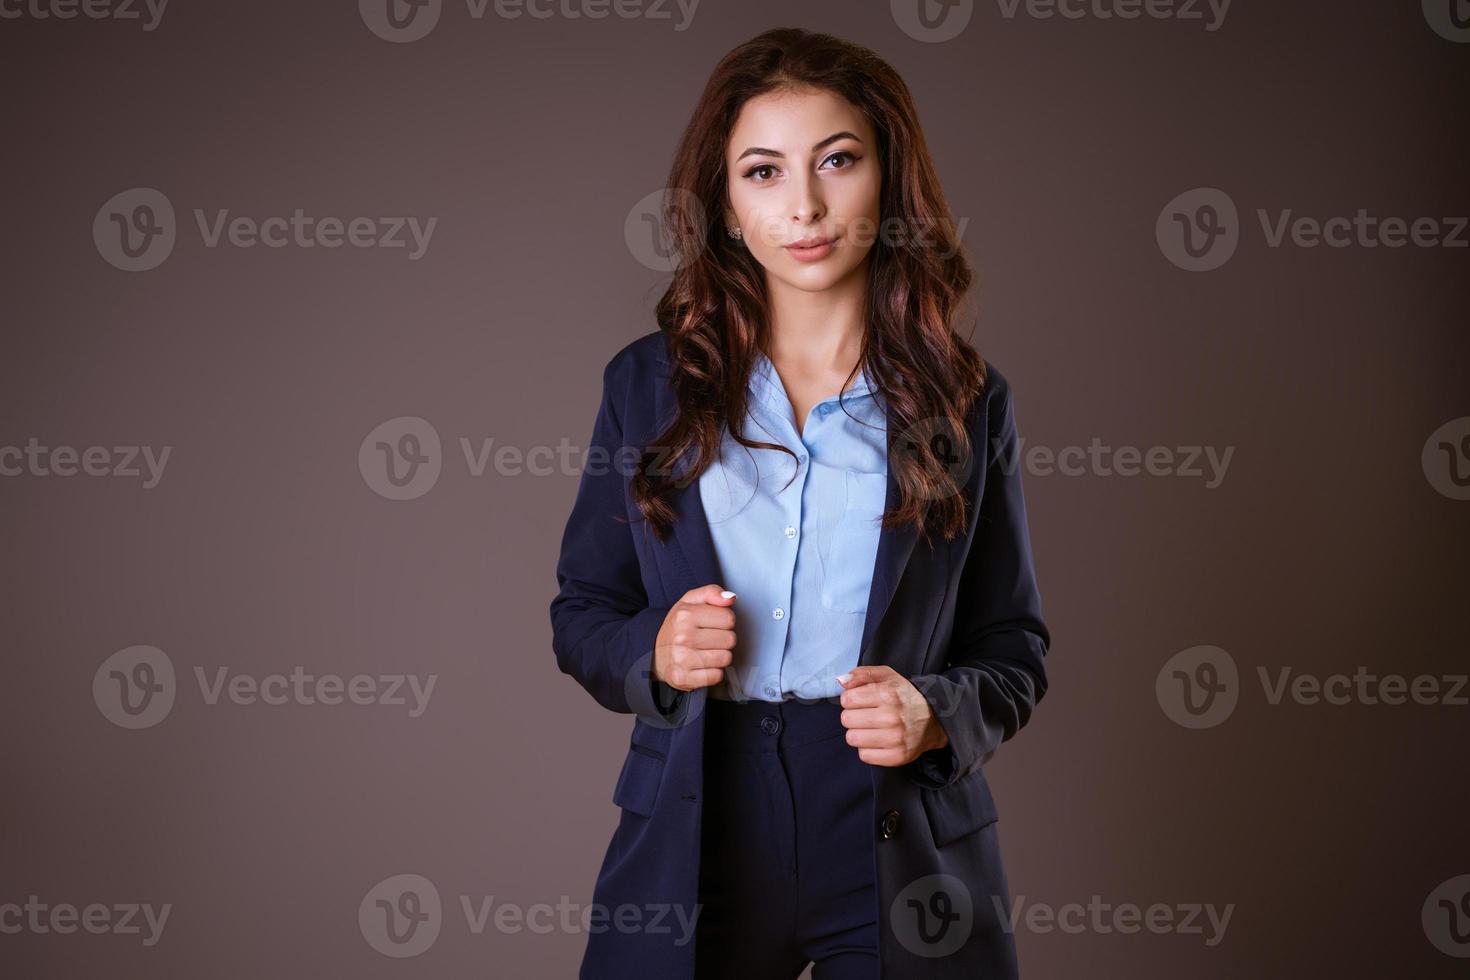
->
[919,764,999,848]
[820,470,889,613]
[612,744,666,818]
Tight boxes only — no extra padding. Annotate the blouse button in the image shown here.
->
[772,607,784,621]
[783,525,797,538]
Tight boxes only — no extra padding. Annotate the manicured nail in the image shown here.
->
[720,590,736,599]
[835,673,851,684]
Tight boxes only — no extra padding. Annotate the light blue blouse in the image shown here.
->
[697,351,889,702]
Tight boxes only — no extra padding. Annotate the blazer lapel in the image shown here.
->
[857,459,926,662]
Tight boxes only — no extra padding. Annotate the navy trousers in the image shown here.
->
[694,696,880,979]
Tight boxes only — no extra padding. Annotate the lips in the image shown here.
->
[783,235,838,263]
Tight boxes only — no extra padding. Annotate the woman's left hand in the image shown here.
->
[836,665,950,766]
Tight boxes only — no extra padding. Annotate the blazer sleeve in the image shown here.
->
[548,351,682,723]
[905,371,1051,789]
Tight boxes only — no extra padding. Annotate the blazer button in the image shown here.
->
[879,809,901,839]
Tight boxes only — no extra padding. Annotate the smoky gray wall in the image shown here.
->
[1,1,1466,977]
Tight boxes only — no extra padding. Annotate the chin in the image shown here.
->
[770,254,865,293]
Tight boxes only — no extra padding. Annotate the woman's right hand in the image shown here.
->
[652,584,738,692]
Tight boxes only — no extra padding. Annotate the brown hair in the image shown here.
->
[633,27,986,545]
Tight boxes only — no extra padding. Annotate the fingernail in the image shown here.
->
[720,590,736,599]
[835,673,851,684]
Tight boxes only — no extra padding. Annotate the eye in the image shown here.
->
[743,163,779,183]
[822,150,859,170]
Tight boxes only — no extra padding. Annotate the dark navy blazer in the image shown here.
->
[550,329,1050,979]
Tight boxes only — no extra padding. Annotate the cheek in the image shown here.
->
[836,176,882,228]
[737,206,792,257]
[724,176,746,215]
[724,179,751,227]
[725,185,769,244]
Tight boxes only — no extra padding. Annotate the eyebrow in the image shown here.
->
[735,131,863,162]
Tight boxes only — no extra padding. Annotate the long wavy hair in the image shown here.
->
[632,27,986,546]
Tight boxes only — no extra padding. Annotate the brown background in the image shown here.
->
[1,0,1467,976]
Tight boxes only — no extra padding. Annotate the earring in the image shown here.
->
[725,225,743,240]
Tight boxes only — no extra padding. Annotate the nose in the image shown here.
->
[790,169,825,225]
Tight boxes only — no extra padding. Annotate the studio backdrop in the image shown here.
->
[1,1,1466,977]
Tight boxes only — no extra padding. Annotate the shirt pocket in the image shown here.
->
[819,470,889,613]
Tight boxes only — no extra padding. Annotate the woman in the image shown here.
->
[550,27,1049,980]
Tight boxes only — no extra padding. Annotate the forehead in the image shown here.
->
[726,86,872,157]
